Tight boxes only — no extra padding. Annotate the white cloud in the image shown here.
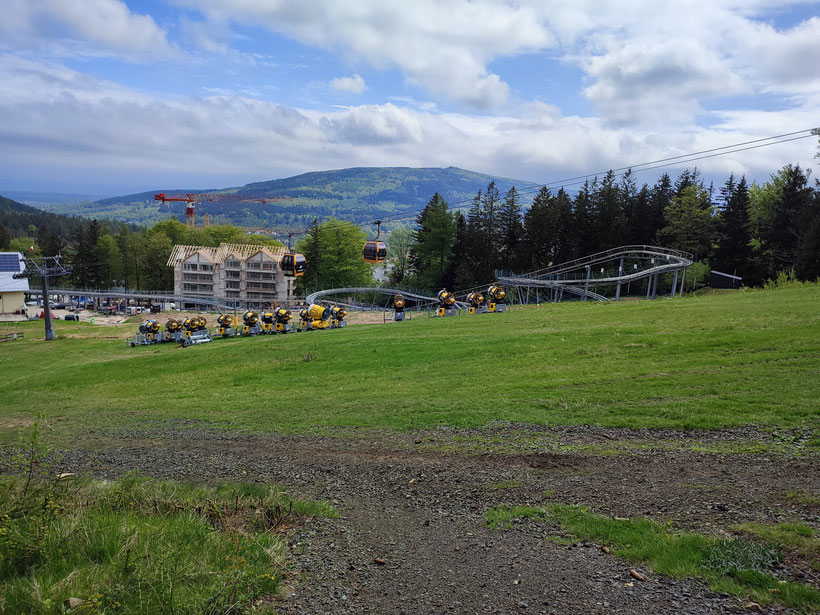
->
[176,0,552,108]
[330,74,366,94]
[169,0,820,126]
[0,57,815,194]
[1,2,819,192]
[0,0,176,60]
[537,1,820,126]
[581,39,747,127]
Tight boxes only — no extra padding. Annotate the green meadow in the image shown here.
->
[1,285,819,438]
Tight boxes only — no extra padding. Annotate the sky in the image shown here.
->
[0,0,818,195]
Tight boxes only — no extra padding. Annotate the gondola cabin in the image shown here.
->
[280,253,307,277]
[362,240,387,264]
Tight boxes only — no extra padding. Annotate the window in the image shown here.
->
[226,270,240,279]
[183,273,213,282]
[247,261,261,269]
[226,281,240,289]
[246,272,273,280]
[225,260,240,269]
[199,264,213,271]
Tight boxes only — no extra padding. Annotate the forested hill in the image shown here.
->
[37,167,539,228]
[0,195,121,240]
[0,195,129,254]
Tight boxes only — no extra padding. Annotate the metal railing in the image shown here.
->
[510,245,693,279]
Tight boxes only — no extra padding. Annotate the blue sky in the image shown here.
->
[0,0,818,195]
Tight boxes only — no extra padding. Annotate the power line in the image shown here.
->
[369,128,817,225]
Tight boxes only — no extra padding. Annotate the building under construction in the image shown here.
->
[167,243,298,310]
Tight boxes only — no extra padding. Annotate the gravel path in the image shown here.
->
[29,424,820,614]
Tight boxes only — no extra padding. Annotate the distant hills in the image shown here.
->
[0,195,127,243]
[31,167,539,228]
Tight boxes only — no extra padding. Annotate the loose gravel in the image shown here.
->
[7,423,818,614]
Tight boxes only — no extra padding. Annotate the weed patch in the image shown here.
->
[484,503,820,612]
[735,522,820,572]
[0,464,335,614]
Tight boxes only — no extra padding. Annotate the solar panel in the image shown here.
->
[0,254,21,273]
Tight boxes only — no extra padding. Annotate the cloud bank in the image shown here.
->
[0,1,818,192]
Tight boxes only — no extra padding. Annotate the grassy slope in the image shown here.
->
[1,286,818,437]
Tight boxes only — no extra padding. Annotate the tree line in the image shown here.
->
[389,163,819,292]
[2,156,818,295]
[0,213,283,291]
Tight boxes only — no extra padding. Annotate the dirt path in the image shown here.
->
[42,426,820,613]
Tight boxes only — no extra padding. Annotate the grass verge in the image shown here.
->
[485,503,820,612]
[1,285,819,439]
[0,469,335,614]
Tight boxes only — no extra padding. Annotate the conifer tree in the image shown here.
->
[592,170,625,251]
[498,186,523,270]
[657,184,714,259]
[553,188,574,264]
[480,181,501,278]
[521,186,552,270]
[572,181,594,258]
[769,164,814,272]
[627,184,651,244]
[649,174,674,243]
[713,175,752,275]
[409,193,455,290]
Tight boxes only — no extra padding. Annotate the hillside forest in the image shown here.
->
[1,163,818,294]
[390,164,820,293]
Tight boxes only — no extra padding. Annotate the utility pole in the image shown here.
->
[13,256,71,341]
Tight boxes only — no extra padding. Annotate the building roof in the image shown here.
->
[167,243,286,267]
[0,252,29,293]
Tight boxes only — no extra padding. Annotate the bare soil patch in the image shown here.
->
[10,424,818,614]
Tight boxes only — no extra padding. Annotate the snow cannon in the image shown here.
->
[487,285,507,312]
[466,292,486,314]
[216,314,237,337]
[241,310,262,336]
[274,307,293,333]
[299,303,331,331]
[331,305,348,328]
[182,315,212,346]
[261,311,275,334]
[393,293,406,321]
[163,318,185,343]
[437,289,456,317]
[130,319,161,346]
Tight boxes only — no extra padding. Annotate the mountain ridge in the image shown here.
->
[34,166,540,228]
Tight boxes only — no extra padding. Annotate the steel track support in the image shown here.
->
[671,269,679,297]
[583,266,591,301]
[615,256,624,300]
[652,273,659,299]
[679,269,686,297]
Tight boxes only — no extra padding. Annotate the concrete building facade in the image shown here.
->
[167,243,297,309]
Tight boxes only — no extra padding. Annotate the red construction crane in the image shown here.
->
[154,192,292,228]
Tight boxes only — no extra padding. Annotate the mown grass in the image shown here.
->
[485,503,820,612]
[0,469,335,614]
[1,285,819,439]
